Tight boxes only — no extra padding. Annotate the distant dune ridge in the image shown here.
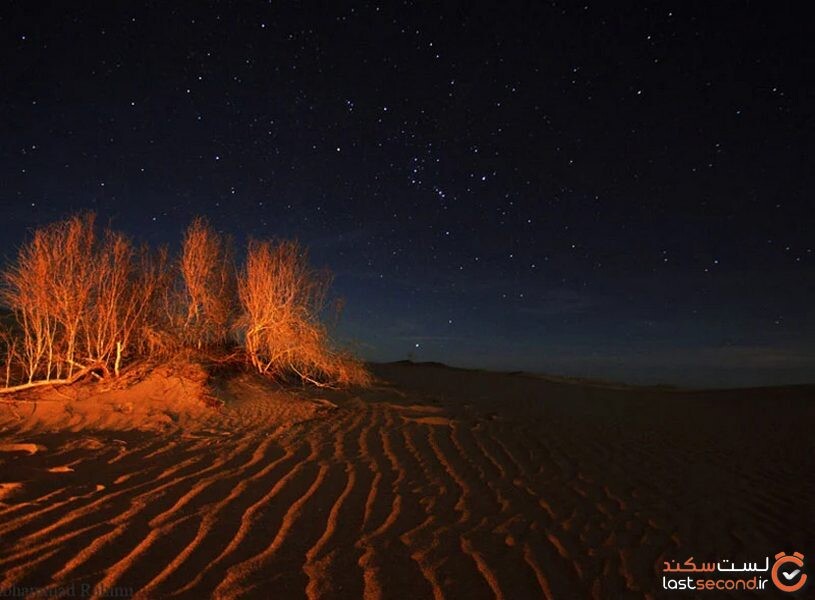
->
[0,361,812,598]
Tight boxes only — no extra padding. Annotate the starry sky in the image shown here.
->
[2,2,813,387]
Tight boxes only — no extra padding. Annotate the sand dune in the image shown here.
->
[0,362,812,598]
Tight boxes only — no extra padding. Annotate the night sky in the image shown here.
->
[2,2,813,387]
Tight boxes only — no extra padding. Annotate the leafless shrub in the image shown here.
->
[0,213,162,387]
[81,232,162,376]
[2,214,95,383]
[0,214,368,391]
[237,239,370,387]
[179,218,236,350]
[134,246,177,359]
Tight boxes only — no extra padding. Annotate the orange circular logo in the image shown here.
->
[772,551,807,593]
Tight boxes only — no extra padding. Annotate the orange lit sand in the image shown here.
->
[0,362,812,598]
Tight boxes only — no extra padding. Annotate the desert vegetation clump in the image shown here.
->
[0,213,369,393]
[177,217,237,351]
[236,239,369,386]
[0,214,160,387]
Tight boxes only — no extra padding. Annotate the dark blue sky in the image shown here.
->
[2,2,813,387]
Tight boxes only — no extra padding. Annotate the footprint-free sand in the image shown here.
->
[0,361,812,598]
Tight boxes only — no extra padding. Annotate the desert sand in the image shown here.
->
[0,361,812,599]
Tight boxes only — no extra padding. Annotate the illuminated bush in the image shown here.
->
[237,239,370,387]
[0,214,160,385]
[0,213,368,390]
[179,217,237,350]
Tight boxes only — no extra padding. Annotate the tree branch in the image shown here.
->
[0,362,105,395]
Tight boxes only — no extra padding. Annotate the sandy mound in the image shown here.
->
[0,360,325,436]
[0,362,812,598]
[1,362,210,435]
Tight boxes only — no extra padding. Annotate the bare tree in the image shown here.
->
[1,216,88,383]
[46,214,95,378]
[237,239,369,387]
[0,213,369,392]
[180,218,236,350]
[81,231,160,376]
[1,213,163,388]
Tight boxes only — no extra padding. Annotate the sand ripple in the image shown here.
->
[0,366,812,599]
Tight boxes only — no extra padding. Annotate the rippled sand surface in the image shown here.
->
[1,363,812,598]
